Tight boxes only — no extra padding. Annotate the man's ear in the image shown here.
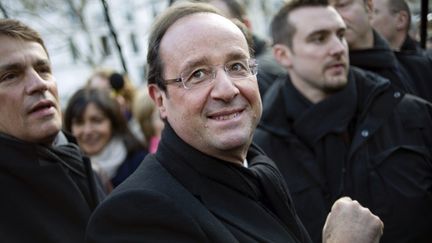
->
[396,10,409,31]
[148,84,167,120]
[242,17,252,30]
[273,43,293,69]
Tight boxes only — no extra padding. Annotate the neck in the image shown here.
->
[390,33,407,51]
[203,143,249,166]
[289,73,327,104]
[349,28,374,50]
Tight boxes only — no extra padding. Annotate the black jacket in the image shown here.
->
[254,67,432,243]
[395,36,432,102]
[350,31,417,95]
[86,124,311,243]
[400,35,423,53]
[0,132,104,243]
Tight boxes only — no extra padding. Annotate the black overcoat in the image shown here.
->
[254,67,432,243]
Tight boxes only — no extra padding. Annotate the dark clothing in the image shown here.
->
[111,149,147,187]
[253,34,287,96]
[86,124,311,243]
[254,67,432,243]
[395,36,432,102]
[0,132,104,243]
[400,35,423,53]
[350,31,417,95]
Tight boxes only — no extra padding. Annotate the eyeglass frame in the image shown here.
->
[162,58,258,90]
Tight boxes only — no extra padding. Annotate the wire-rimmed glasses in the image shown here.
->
[163,58,258,90]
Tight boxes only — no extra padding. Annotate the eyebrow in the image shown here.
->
[0,63,24,73]
[307,27,345,39]
[183,57,211,71]
[226,52,249,61]
[34,59,51,69]
[182,52,250,70]
[0,59,50,72]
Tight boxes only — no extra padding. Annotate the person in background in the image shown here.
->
[329,0,418,95]
[330,0,432,102]
[87,68,145,142]
[371,0,420,52]
[85,2,383,243]
[64,87,147,191]
[0,18,103,242]
[132,87,164,153]
[254,0,432,242]
[192,0,287,96]
[371,0,432,102]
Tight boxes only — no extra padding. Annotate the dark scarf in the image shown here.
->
[0,132,102,242]
[0,132,99,210]
[156,124,310,243]
[284,75,358,203]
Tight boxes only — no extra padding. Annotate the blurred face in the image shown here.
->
[0,36,62,144]
[371,0,398,46]
[274,6,349,103]
[149,13,262,164]
[89,75,110,89]
[330,0,374,49]
[71,103,112,156]
[209,0,234,18]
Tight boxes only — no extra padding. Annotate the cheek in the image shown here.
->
[70,122,85,137]
[171,90,208,117]
[48,80,59,98]
[100,122,112,139]
[71,126,80,137]
[238,82,262,113]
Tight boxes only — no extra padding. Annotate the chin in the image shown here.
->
[215,133,251,150]
[37,124,62,144]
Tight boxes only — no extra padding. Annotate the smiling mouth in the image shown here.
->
[211,112,241,121]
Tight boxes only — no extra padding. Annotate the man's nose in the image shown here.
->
[210,68,240,102]
[329,36,347,56]
[25,69,49,94]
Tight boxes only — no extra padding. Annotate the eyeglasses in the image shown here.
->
[163,58,258,90]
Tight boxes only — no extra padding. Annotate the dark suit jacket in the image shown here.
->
[86,124,310,243]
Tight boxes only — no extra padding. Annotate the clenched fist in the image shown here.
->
[323,197,384,243]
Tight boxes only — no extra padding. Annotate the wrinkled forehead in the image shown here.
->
[159,12,249,62]
[0,36,49,67]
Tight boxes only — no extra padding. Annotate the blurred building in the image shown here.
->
[0,0,284,105]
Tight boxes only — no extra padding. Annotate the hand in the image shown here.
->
[322,197,383,243]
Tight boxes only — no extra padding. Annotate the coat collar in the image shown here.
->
[350,30,399,70]
[259,67,400,144]
[156,124,307,242]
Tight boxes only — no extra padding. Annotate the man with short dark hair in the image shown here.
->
[0,18,103,242]
[85,2,383,243]
[254,0,432,242]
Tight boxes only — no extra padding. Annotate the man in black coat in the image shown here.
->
[255,0,432,242]
[0,19,104,242]
[85,2,383,243]
[330,0,432,102]
[371,0,432,102]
